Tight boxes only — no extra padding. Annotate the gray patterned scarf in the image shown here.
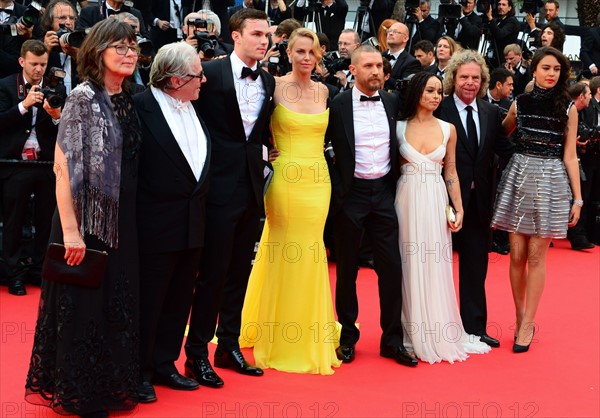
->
[57,81,122,248]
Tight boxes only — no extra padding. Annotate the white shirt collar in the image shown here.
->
[230,51,258,79]
[352,85,380,102]
[453,93,478,113]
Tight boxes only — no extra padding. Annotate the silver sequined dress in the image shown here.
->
[491,86,572,238]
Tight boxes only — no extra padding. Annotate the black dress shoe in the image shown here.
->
[479,334,500,348]
[335,345,355,363]
[380,345,418,367]
[185,358,224,388]
[138,380,157,403]
[153,372,199,390]
[80,409,109,418]
[214,347,264,376]
[8,279,26,296]
[570,239,595,250]
[491,241,510,255]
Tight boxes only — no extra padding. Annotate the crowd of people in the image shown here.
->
[0,0,596,416]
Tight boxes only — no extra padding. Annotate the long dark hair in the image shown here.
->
[400,72,443,120]
[530,46,571,121]
[541,21,565,51]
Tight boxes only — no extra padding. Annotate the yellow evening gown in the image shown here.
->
[240,104,341,375]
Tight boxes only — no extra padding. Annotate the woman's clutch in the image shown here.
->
[446,205,456,223]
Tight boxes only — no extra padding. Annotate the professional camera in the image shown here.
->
[520,0,544,15]
[476,0,497,15]
[323,51,350,74]
[439,0,462,19]
[188,18,218,58]
[136,35,153,57]
[54,24,86,51]
[404,0,420,24]
[579,123,600,146]
[267,40,290,76]
[38,67,66,109]
[18,2,42,29]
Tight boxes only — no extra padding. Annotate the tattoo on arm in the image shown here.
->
[446,177,457,187]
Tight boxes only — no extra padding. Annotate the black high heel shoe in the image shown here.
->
[513,328,535,353]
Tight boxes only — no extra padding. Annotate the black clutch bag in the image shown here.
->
[41,243,108,289]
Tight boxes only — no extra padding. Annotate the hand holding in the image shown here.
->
[63,231,86,266]
[22,85,44,110]
[449,210,463,232]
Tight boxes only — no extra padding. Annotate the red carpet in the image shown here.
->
[1,239,598,417]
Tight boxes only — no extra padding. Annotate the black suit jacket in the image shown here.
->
[326,89,400,212]
[294,0,348,51]
[457,12,483,50]
[46,51,79,91]
[385,49,421,90]
[147,0,193,51]
[134,88,211,253]
[0,3,27,78]
[581,27,600,72]
[483,94,511,115]
[487,15,519,66]
[436,96,513,225]
[0,73,58,163]
[414,15,442,45]
[77,4,148,37]
[583,97,600,127]
[193,56,275,207]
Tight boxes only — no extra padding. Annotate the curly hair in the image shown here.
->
[443,49,489,97]
[541,21,565,52]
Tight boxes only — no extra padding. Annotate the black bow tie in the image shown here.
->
[241,66,260,81]
[491,99,501,105]
[107,8,121,16]
[360,95,380,102]
[382,52,395,61]
[0,8,13,14]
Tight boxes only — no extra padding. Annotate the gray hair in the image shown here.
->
[115,12,139,25]
[340,29,360,45]
[150,42,198,90]
[196,9,221,37]
[443,49,490,97]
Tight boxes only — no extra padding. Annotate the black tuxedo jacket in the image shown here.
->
[457,12,483,50]
[326,89,401,212]
[581,27,600,71]
[134,88,211,253]
[0,3,27,78]
[436,96,513,225]
[147,0,193,51]
[385,49,421,89]
[46,51,79,91]
[582,97,600,127]
[414,15,442,45]
[511,62,531,96]
[193,56,275,207]
[0,73,58,162]
[77,4,148,36]
[483,94,511,115]
[294,0,348,51]
[487,15,519,65]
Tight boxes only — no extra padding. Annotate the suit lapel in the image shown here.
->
[221,56,246,141]
[341,92,355,156]
[193,118,212,192]
[139,89,197,182]
[444,98,470,154]
[477,98,489,159]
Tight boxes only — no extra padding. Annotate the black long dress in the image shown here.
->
[24,92,141,416]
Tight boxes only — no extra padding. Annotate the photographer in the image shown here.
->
[244,0,291,26]
[147,0,191,52]
[504,43,531,95]
[0,0,36,78]
[412,0,442,45]
[183,10,231,61]
[78,0,148,37]
[569,80,599,249]
[262,17,300,75]
[294,0,348,51]
[39,0,80,94]
[383,22,420,91]
[483,0,518,68]
[455,0,483,51]
[0,40,61,296]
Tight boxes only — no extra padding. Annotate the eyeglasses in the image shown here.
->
[109,44,141,56]
[387,29,407,36]
[337,42,356,47]
[186,71,205,80]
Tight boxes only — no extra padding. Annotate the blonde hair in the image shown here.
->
[288,28,323,74]
[443,49,490,97]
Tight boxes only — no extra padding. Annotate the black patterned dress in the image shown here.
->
[491,85,573,238]
[24,91,141,416]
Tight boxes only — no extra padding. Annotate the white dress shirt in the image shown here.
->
[230,51,266,140]
[352,86,391,179]
[18,75,41,155]
[151,86,207,180]
[453,93,480,145]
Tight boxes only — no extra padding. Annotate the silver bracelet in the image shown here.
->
[573,199,584,207]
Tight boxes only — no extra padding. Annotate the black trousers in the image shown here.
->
[1,165,55,278]
[185,179,261,359]
[334,177,404,349]
[569,153,600,241]
[139,247,202,379]
[453,190,490,336]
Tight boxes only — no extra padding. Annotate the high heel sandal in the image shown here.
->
[513,327,535,353]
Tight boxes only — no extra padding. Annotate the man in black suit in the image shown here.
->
[78,0,148,37]
[503,43,531,96]
[184,8,275,387]
[485,67,513,112]
[0,0,34,78]
[412,0,442,45]
[413,39,437,72]
[327,45,417,368]
[294,0,348,51]
[435,49,513,348]
[135,41,211,402]
[581,21,600,78]
[0,40,60,296]
[383,21,421,91]
[146,0,192,52]
[483,0,518,68]
[40,0,79,94]
[455,0,483,51]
